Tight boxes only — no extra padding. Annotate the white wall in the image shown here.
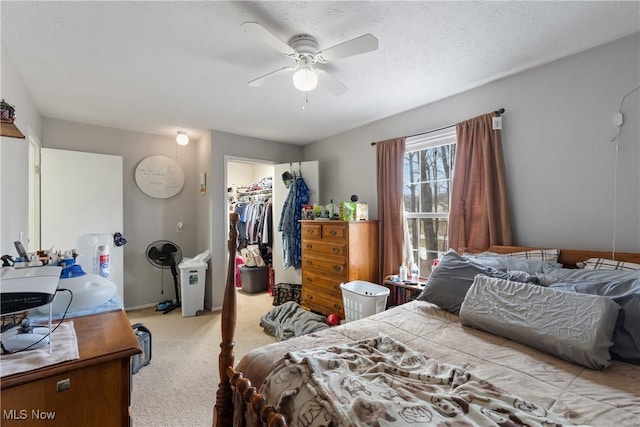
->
[304,33,640,253]
[0,45,42,256]
[41,118,199,309]
[228,161,273,190]
[195,131,213,309]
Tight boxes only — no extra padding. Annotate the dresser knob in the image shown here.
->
[330,230,337,236]
[306,260,312,265]
[334,304,341,309]
[306,277,313,283]
[306,244,312,249]
[332,247,340,254]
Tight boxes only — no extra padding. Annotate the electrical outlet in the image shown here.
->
[492,116,502,130]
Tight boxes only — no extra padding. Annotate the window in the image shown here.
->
[404,127,456,277]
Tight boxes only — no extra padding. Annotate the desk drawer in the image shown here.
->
[1,360,126,427]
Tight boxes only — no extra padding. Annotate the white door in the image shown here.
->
[272,161,320,285]
[41,149,124,301]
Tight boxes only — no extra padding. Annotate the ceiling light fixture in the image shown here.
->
[176,131,189,146]
[292,67,318,92]
[292,56,318,92]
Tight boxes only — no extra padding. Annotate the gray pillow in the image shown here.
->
[460,275,620,370]
[466,254,561,274]
[538,265,639,286]
[550,278,640,364]
[416,249,511,314]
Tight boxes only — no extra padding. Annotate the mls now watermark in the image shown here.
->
[3,409,56,420]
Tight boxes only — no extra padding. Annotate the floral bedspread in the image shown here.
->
[260,334,587,427]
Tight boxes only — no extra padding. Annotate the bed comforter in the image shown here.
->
[236,300,640,426]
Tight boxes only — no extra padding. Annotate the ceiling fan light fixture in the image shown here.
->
[176,131,189,146]
[292,67,318,92]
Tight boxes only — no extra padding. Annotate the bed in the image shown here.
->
[214,213,640,426]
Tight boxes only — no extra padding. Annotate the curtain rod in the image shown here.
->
[370,108,505,146]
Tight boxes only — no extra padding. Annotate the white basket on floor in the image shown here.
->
[340,281,390,323]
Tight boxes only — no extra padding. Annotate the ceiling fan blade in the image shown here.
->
[317,34,378,62]
[248,67,294,87]
[315,69,348,95]
[241,21,295,55]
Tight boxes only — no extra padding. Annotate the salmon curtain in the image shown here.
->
[376,137,406,281]
[448,113,512,252]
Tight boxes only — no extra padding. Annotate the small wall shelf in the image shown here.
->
[0,119,25,139]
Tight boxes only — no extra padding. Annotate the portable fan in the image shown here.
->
[146,240,183,314]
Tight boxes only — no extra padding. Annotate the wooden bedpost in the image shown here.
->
[214,213,239,426]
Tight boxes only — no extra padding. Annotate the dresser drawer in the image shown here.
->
[302,240,346,257]
[302,271,343,293]
[302,223,322,240]
[302,298,333,318]
[302,256,346,278]
[301,285,344,315]
[321,223,347,240]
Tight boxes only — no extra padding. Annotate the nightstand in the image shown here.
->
[383,278,425,307]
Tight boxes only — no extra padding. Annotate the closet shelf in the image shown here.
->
[237,188,272,196]
[237,189,272,201]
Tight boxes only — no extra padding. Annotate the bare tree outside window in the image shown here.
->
[404,130,456,277]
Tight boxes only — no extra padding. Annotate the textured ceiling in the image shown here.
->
[1,1,638,145]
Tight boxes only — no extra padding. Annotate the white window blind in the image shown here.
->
[406,127,456,152]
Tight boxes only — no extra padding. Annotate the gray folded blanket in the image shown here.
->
[260,301,329,341]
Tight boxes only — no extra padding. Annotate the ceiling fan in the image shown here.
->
[242,21,378,95]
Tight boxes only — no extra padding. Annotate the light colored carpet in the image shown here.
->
[126,291,277,427]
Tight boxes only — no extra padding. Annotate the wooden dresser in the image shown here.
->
[1,310,141,427]
[301,220,379,318]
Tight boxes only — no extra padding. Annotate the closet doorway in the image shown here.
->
[226,158,320,290]
[227,158,275,291]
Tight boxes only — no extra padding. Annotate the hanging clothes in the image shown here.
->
[278,176,310,269]
[245,201,263,244]
[234,201,249,248]
[259,199,273,248]
[233,195,272,248]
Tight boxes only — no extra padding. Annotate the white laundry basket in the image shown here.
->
[340,281,390,323]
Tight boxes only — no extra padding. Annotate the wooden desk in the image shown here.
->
[1,310,141,426]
